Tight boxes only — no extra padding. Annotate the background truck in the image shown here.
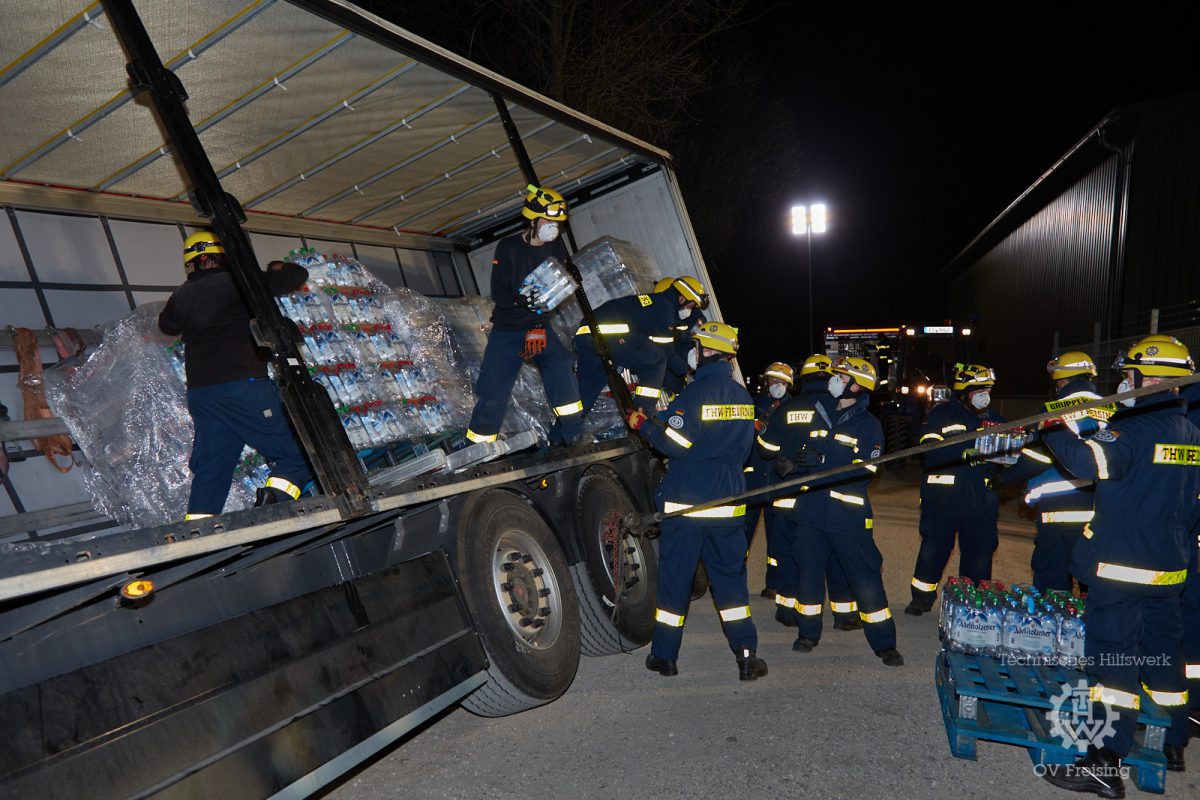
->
[824,322,977,458]
[0,1,728,795]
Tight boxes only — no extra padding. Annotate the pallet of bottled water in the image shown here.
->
[939,577,1085,667]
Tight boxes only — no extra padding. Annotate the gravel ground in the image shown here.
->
[327,471,1196,799]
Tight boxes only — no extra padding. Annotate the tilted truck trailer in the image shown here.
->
[0,1,730,796]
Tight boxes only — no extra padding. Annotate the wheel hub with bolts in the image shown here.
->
[492,529,563,650]
[601,510,646,605]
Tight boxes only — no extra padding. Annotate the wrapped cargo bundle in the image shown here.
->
[278,249,459,447]
[549,236,649,344]
[43,303,258,527]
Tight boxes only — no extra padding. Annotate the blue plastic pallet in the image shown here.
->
[935,651,1169,794]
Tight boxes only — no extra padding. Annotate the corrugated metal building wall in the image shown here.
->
[943,94,1200,398]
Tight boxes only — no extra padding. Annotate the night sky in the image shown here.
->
[681,2,1200,379]
[378,1,1200,380]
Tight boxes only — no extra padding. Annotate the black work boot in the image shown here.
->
[736,648,767,681]
[645,653,678,676]
[760,587,776,599]
[792,635,819,653]
[904,599,933,616]
[1163,743,1185,772]
[775,607,799,627]
[875,648,905,667]
[1042,746,1125,798]
[254,487,281,507]
[833,615,863,631]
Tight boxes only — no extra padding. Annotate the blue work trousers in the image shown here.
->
[467,327,584,443]
[795,524,896,652]
[576,335,667,415]
[1084,582,1188,753]
[910,510,998,603]
[651,516,757,661]
[1179,543,1199,740]
[186,378,312,516]
[1031,519,1086,592]
[775,513,857,626]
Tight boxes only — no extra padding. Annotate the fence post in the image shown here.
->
[1052,330,1060,355]
[1093,321,1102,358]
[1149,308,1159,334]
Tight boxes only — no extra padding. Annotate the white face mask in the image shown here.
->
[687,348,699,371]
[970,391,991,410]
[536,221,560,242]
[1116,378,1136,407]
[769,383,787,399]
[828,375,846,398]
[678,307,692,321]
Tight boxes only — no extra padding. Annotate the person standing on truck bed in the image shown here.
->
[158,232,313,520]
[574,275,707,416]
[463,185,586,447]
[627,321,768,681]
[905,363,1005,616]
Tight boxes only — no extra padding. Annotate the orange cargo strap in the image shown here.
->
[13,327,76,473]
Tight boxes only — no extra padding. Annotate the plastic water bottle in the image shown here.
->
[1056,602,1085,666]
[1002,595,1058,663]
[342,411,372,450]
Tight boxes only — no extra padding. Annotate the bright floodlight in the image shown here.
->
[791,205,807,235]
[811,203,827,234]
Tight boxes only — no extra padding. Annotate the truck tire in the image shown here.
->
[573,470,658,656]
[884,414,909,469]
[458,491,581,717]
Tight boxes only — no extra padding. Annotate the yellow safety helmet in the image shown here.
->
[652,276,675,293]
[692,321,738,355]
[763,362,794,385]
[1046,351,1097,380]
[671,275,709,310]
[832,355,877,391]
[952,363,996,391]
[799,353,833,377]
[521,184,568,221]
[1115,335,1195,377]
[182,230,224,270]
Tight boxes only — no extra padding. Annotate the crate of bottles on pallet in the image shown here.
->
[934,577,1170,793]
[940,577,1084,666]
[276,248,456,451]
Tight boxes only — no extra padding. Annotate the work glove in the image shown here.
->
[626,408,648,431]
[795,447,821,468]
[521,287,543,313]
[520,327,548,360]
[773,456,795,479]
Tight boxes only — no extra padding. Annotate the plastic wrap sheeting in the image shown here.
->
[433,296,550,445]
[43,303,256,528]
[551,236,648,344]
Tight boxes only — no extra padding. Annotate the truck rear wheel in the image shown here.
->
[573,470,658,656]
[458,491,581,716]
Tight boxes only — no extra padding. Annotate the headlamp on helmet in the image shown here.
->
[521,185,568,221]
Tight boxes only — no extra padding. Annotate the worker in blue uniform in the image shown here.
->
[464,186,586,447]
[757,354,860,631]
[996,352,1106,592]
[905,363,1005,616]
[741,361,793,594]
[158,232,312,520]
[575,276,707,416]
[630,321,768,681]
[1041,336,1200,793]
[663,301,706,399]
[781,356,903,666]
